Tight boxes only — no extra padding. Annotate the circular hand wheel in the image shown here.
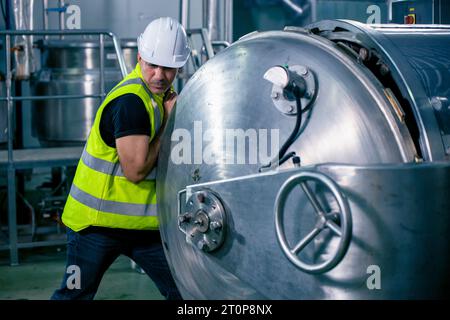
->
[274,171,352,274]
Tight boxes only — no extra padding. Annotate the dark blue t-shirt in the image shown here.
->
[99,93,151,148]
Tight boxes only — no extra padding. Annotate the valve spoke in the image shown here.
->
[325,219,342,237]
[300,181,325,217]
[291,227,322,254]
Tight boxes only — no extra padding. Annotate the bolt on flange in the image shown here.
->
[178,190,227,252]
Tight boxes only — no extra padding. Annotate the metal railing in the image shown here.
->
[0,29,127,265]
[187,28,215,72]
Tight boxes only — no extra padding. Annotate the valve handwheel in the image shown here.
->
[274,171,352,274]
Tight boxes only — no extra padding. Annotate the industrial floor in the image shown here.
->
[0,246,165,300]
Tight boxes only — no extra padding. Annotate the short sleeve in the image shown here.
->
[99,93,152,147]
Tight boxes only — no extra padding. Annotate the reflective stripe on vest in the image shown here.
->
[81,148,157,180]
[70,184,157,216]
[109,78,162,135]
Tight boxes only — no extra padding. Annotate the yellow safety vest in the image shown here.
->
[62,63,165,232]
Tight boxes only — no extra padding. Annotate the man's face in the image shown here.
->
[138,53,178,95]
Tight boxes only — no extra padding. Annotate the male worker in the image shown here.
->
[51,17,190,300]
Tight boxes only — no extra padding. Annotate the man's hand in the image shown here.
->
[163,89,177,121]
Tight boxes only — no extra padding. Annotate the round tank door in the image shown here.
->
[157,27,418,299]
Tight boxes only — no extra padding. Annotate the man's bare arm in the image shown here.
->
[116,134,163,183]
[116,90,177,184]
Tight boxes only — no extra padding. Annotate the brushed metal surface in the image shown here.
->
[169,162,450,299]
[307,20,450,161]
[157,28,427,299]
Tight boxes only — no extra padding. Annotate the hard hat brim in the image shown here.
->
[140,50,190,69]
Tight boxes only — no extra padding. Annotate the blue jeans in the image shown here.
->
[51,227,182,300]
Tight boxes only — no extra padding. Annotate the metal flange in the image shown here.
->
[178,190,227,252]
[269,64,316,115]
[270,65,316,116]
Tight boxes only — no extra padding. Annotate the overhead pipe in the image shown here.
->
[13,0,36,79]
[224,0,233,44]
[203,0,220,41]
[59,0,64,31]
[282,0,310,17]
[43,0,48,30]
[180,0,190,29]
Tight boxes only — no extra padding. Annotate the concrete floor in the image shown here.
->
[0,246,165,300]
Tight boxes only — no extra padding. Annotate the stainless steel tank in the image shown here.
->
[31,39,137,146]
[157,21,450,299]
[120,40,139,73]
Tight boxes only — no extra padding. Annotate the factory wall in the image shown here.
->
[0,0,204,149]
[233,0,388,40]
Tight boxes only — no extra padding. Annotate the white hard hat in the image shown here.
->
[137,17,190,68]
